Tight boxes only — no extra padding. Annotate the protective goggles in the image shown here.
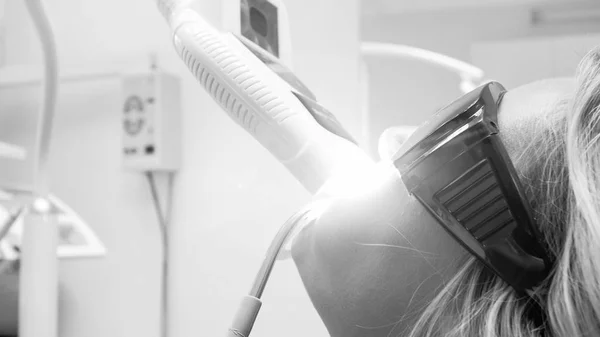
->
[391,82,552,292]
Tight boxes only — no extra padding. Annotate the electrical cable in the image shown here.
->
[146,172,174,337]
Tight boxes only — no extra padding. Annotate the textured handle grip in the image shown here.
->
[167,9,372,193]
[171,11,320,161]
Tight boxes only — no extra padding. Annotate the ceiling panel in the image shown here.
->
[362,0,585,15]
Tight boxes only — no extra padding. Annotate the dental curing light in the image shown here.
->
[155,0,373,194]
[155,1,374,336]
[153,3,555,335]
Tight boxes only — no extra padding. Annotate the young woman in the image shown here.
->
[292,48,600,337]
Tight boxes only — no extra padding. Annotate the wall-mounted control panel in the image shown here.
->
[121,71,181,172]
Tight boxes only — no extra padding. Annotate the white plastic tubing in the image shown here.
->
[155,0,194,27]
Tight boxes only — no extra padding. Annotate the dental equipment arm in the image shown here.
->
[21,2,59,337]
[360,42,485,94]
[24,0,58,197]
[155,0,372,194]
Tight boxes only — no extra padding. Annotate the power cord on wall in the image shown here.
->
[146,172,175,337]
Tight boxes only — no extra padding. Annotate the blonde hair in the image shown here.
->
[407,48,600,337]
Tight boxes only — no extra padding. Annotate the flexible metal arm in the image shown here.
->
[249,208,312,298]
[361,42,485,93]
[224,205,316,337]
[361,42,484,79]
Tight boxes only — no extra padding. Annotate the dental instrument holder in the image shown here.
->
[226,210,310,337]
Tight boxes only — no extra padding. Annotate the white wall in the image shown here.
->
[0,0,361,336]
[360,3,600,156]
[362,0,590,15]
[472,33,600,88]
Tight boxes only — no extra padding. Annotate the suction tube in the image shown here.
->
[155,0,372,194]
